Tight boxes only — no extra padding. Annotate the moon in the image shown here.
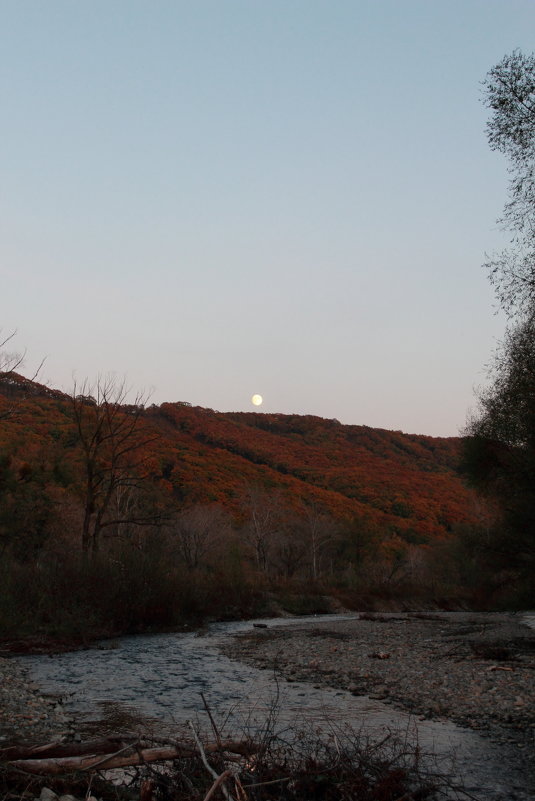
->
[251,394,263,407]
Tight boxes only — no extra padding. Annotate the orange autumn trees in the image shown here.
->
[0,372,490,581]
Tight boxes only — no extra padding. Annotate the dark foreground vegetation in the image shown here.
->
[0,711,467,801]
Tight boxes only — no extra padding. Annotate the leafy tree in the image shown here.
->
[482,51,535,316]
[464,316,535,591]
[0,454,52,560]
[463,52,535,602]
[467,318,535,448]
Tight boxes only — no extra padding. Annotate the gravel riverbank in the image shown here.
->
[0,656,72,744]
[222,612,535,749]
[0,611,533,801]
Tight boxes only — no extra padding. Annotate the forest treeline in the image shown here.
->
[0,369,515,645]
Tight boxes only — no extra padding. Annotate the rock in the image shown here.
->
[40,789,59,801]
[369,685,388,699]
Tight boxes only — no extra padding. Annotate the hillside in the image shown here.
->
[0,373,479,547]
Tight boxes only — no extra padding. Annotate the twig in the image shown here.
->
[233,774,248,801]
[201,692,223,751]
[368,731,393,754]
[29,356,47,382]
[202,769,232,801]
[85,771,94,799]
[332,733,341,759]
[244,776,293,789]
[188,721,235,801]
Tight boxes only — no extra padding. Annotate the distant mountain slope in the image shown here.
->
[149,403,475,542]
[0,374,478,544]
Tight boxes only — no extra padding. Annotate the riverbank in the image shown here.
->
[2,610,534,748]
[0,656,72,743]
[222,612,535,749]
[1,611,534,801]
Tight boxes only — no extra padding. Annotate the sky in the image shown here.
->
[2,1,534,437]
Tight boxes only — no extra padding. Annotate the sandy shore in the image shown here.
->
[222,611,535,748]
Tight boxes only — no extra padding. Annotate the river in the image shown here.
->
[19,614,534,800]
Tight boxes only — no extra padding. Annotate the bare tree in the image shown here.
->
[271,517,307,579]
[71,375,158,555]
[109,477,159,547]
[0,331,26,421]
[171,504,230,569]
[0,330,23,374]
[0,329,46,420]
[241,485,284,573]
[300,503,338,581]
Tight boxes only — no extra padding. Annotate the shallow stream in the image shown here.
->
[19,614,534,800]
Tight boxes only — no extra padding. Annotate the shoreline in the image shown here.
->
[0,656,72,744]
[1,610,534,749]
[221,611,535,749]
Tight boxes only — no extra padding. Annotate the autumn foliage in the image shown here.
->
[0,373,494,637]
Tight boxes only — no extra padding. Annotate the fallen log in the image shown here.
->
[7,740,259,776]
[0,737,135,761]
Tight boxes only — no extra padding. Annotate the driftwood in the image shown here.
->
[0,737,134,761]
[6,739,258,776]
[0,720,454,800]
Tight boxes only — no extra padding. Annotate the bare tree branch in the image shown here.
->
[71,375,159,554]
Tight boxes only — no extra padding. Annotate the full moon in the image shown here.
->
[251,394,263,406]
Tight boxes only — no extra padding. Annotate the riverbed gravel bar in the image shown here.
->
[222,612,535,749]
[0,656,71,743]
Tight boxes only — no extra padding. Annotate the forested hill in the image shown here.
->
[0,373,479,548]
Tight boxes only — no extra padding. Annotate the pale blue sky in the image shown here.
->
[2,1,533,435]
